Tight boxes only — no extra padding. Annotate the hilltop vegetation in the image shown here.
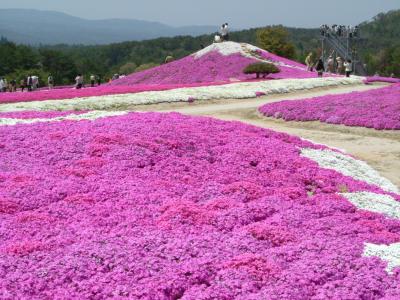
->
[358,10,400,76]
[0,10,399,85]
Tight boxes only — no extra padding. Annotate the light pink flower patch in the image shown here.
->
[259,83,400,130]
[364,76,400,84]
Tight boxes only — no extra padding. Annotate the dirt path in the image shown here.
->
[129,82,400,188]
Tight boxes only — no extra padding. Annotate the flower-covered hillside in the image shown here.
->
[0,77,363,112]
[111,42,317,85]
[0,82,228,105]
[259,83,400,130]
[1,112,400,299]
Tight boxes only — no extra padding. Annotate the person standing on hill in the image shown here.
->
[10,79,17,92]
[336,57,344,74]
[20,78,26,92]
[48,75,54,90]
[97,75,101,86]
[305,53,314,71]
[326,56,335,73]
[0,78,4,92]
[344,60,353,77]
[27,76,33,92]
[90,74,96,87]
[220,24,225,41]
[32,76,39,91]
[75,74,84,89]
[315,58,325,78]
[2,78,7,92]
[221,23,229,41]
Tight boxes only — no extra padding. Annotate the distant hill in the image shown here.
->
[0,9,217,45]
[358,10,400,49]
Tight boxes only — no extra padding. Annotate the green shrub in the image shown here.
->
[135,63,159,72]
[119,62,137,75]
[243,62,280,78]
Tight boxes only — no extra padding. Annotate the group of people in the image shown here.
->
[306,53,353,77]
[214,23,230,43]
[0,74,104,92]
[0,76,41,93]
[75,74,102,89]
[111,74,126,81]
[0,78,15,92]
[320,24,360,38]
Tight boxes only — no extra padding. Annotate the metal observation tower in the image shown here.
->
[320,25,367,76]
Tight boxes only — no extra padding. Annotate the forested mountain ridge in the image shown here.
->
[0,9,216,45]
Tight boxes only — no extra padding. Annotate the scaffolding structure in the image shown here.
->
[320,25,367,76]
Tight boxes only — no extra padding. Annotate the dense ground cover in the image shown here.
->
[1,112,400,299]
[0,77,362,112]
[111,42,317,86]
[364,76,400,84]
[0,82,234,105]
[259,83,400,130]
[0,111,86,119]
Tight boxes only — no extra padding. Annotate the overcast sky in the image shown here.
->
[0,0,399,28]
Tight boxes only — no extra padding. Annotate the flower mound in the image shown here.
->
[111,42,316,86]
[259,83,400,130]
[1,112,400,299]
[0,77,363,112]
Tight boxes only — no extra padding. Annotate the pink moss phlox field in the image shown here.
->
[259,83,400,130]
[0,111,87,119]
[1,112,400,299]
[364,76,400,84]
[0,82,235,105]
[0,50,319,105]
[112,52,256,85]
[111,51,317,86]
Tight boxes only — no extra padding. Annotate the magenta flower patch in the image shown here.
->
[0,82,233,105]
[364,76,400,84]
[111,51,316,87]
[0,111,87,119]
[0,112,399,298]
[259,83,400,130]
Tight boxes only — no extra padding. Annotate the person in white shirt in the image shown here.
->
[0,78,4,92]
[48,75,54,89]
[32,76,39,91]
[2,78,8,92]
[220,23,229,41]
[75,74,84,89]
[344,60,353,77]
[326,56,335,73]
[90,75,96,87]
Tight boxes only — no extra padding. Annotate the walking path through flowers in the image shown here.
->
[131,82,400,189]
